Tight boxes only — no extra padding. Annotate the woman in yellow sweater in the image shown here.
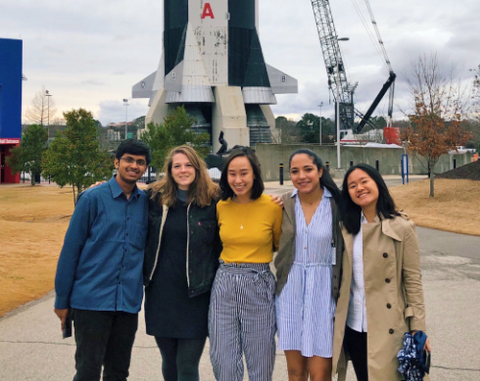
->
[209,147,283,381]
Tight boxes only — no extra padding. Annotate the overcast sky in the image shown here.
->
[1,0,479,126]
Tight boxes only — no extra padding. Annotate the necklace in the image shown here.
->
[236,203,250,230]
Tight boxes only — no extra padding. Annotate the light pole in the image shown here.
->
[318,102,323,145]
[123,99,129,140]
[45,90,52,138]
[335,37,349,169]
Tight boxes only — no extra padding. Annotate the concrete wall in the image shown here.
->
[255,144,473,181]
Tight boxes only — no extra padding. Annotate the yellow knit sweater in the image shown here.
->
[217,193,283,263]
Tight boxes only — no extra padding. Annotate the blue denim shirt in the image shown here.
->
[54,176,148,313]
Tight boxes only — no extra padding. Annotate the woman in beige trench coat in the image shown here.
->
[332,164,431,381]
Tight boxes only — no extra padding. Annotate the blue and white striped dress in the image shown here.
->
[276,188,336,358]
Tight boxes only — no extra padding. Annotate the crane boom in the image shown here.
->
[355,71,396,133]
[311,0,396,134]
[310,0,356,130]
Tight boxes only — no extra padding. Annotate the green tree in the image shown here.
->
[42,108,113,205]
[319,117,336,144]
[296,113,319,143]
[295,113,336,144]
[6,124,48,185]
[132,116,146,131]
[360,116,387,133]
[144,106,210,170]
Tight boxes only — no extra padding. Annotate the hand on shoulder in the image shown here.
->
[87,181,106,190]
[268,194,284,208]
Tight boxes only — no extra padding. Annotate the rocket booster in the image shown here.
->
[133,0,297,104]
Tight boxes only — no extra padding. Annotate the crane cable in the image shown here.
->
[350,0,392,73]
[363,0,393,72]
[350,0,386,71]
[350,0,395,126]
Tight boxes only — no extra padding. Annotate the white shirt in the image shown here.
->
[346,213,368,332]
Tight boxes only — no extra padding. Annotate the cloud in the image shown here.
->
[80,80,107,87]
[97,100,149,126]
[4,0,478,127]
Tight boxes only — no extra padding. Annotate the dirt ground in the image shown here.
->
[0,184,74,316]
[390,178,480,236]
[436,160,480,181]
[1,179,479,317]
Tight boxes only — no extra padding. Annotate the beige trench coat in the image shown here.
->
[332,215,427,381]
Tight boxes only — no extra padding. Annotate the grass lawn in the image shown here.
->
[390,178,480,236]
[0,178,479,317]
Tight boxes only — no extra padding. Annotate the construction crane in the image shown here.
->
[311,0,356,132]
[310,0,396,134]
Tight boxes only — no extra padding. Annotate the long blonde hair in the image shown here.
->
[148,145,219,207]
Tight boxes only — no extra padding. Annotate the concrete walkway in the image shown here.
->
[2,228,479,380]
[2,175,479,380]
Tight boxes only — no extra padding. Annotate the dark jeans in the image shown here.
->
[72,309,138,381]
[344,325,369,381]
[155,337,207,381]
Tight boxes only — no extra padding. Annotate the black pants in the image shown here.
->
[344,325,369,381]
[72,309,138,381]
[155,337,207,381]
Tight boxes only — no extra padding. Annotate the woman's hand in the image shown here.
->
[412,330,432,352]
[88,181,106,190]
[424,336,432,352]
[269,194,284,208]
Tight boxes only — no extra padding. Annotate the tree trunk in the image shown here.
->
[72,186,77,206]
[30,174,35,186]
[428,158,440,198]
[429,172,435,198]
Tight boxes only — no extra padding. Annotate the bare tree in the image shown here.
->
[471,64,480,114]
[271,116,299,144]
[401,53,471,197]
[24,86,58,128]
[465,65,480,150]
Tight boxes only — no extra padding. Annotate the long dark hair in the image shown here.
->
[340,163,400,234]
[288,148,341,204]
[219,147,264,201]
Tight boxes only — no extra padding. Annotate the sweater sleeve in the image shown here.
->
[271,203,283,252]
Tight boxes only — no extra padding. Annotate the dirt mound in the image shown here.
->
[436,160,480,181]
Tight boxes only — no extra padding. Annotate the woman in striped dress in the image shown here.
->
[275,149,343,381]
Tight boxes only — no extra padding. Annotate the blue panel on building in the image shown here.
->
[0,38,23,139]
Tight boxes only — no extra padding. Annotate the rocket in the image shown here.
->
[132,0,297,152]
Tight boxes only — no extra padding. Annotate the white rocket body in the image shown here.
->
[132,0,297,152]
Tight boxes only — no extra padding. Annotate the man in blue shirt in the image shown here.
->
[54,139,151,381]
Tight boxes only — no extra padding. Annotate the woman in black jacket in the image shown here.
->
[144,145,221,381]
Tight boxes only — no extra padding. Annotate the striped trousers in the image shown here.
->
[208,261,276,381]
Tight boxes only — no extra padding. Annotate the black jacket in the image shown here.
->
[143,189,222,297]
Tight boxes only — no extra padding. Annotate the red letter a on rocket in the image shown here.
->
[201,3,215,19]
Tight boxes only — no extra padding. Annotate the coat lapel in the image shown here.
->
[283,191,296,232]
[381,218,403,242]
[341,226,354,266]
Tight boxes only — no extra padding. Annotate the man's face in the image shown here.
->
[114,154,148,185]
